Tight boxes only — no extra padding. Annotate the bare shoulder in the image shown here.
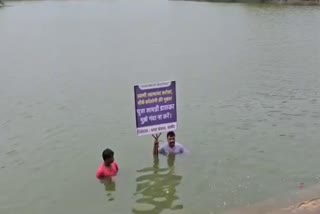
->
[158,143,166,151]
[175,142,184,148]
[176,142,190,154]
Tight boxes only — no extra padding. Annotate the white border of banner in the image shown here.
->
[137,122,177,136]
[137,81,172,90]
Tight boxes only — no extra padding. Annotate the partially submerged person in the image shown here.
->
[153,131,188,156]
[96,148,119,180]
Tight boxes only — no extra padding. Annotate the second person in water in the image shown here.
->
[153,131,188,156]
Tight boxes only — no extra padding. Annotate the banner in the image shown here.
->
[134,81,177,136]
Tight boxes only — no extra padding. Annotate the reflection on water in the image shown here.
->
[100,178,116,202]
[133,155,183,214]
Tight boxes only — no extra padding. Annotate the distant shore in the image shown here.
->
[270,0,320,5]
[175,0,320,5]
[1,0,319,5]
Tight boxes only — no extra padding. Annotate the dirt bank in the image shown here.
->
[225,184,320,214]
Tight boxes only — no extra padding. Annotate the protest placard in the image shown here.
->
[134,81,177,136]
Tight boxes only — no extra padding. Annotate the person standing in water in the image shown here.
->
[96,148,119,179]
[153,131,188,156]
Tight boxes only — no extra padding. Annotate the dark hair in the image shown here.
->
[102,148,114,161]
[167,131,176,138]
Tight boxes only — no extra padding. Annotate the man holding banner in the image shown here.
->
[134,80,188,156]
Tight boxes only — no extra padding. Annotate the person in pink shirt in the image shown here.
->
[96,148,119,180]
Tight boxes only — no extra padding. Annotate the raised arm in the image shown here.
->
[152,133,162,156]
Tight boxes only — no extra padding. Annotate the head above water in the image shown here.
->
[167,131,176,148]
[102,148,114,166]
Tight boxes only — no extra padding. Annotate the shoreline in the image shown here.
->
[1,0,319,5]
[225,183,320,214]
[173,0,320,5]
[270,0,320,5]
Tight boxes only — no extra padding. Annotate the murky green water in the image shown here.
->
[0,1,320,213]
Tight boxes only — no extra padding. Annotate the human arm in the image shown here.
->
[152,133,161,156]
[114,162,119,173]
[96,166,105,179]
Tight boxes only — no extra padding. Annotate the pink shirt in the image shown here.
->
[96,162,119,179]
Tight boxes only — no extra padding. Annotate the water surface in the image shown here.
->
[0,1,320,213]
